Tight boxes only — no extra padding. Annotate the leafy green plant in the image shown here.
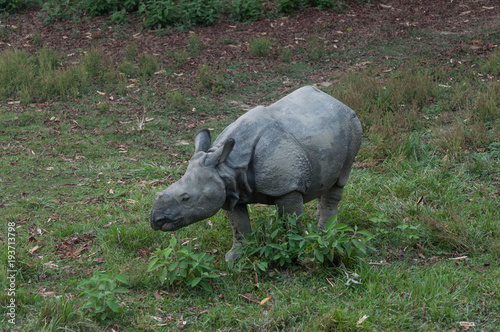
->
[231,0,264,22]
[278,0,307,13]
[397,222,422,241]
[147,236,220,291]
[249,36,272,57]
[139,0,221,29]
[110,8,129,24]
[0,0,25,12]
[369,214,390,236]
[233,213,375,271]
[312,0,345,10]
[39,0,82,24]
[77,271,129,322]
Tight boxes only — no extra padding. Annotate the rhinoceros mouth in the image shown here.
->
[160,220,183,231]
[150,213,184,232]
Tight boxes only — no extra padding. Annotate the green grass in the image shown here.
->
[1,14,499,332]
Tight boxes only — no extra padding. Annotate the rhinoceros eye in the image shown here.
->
[180,194,190,202]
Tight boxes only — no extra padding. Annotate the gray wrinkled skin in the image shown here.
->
[150,86,362,261]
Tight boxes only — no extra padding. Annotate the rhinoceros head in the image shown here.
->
[150,129,235,232]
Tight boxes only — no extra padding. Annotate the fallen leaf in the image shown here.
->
[40,291,55,296]
[459,322,476,330]
[369,260,387,265]
[260,295,271,305]
[326,278,336,289]
[356,315,369,326]
[240,294,261,304]
[449,256,467,261]
[198,309,210,316]
[153,292,164,300]
[94,257,106,263]
[29,245,39,254]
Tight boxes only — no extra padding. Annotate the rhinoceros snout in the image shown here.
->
[149,210,163,231]
[150,209,185,232]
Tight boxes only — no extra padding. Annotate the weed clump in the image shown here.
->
[481,48,500,76]
[167,90,189,113]
[81,47,115,82]
[249,36,272,57]
[187,32,204,55]
[197,63,227,94]
[305,34,325,60]
[138,53,158,77]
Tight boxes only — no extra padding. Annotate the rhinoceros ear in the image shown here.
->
[204,139,235,167]
[194,129,211,153]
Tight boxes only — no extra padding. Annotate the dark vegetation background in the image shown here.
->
[0,0,499,331]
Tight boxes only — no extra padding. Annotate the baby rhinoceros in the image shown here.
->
[150,86,362,261]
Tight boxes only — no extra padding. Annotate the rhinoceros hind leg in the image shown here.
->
[225,204,251,262]
[317,184,344,228]
[275,191,304,220]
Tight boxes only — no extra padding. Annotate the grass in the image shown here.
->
[1,12,499,332]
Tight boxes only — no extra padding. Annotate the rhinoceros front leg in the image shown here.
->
[317,184,344,228]
[225,204,251,262]
[275,191,304,220]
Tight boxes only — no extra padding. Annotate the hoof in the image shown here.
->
[225,247,244,262]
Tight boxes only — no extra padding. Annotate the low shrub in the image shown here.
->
[146,236,220,291]
[231,213,375,272]
[139,0,221,29]
[77,271,129,322]
[231,0,264,22]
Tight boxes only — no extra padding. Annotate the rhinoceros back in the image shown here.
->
[214,86,361,202]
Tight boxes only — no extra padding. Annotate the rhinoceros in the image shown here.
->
[150,86,362,261]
